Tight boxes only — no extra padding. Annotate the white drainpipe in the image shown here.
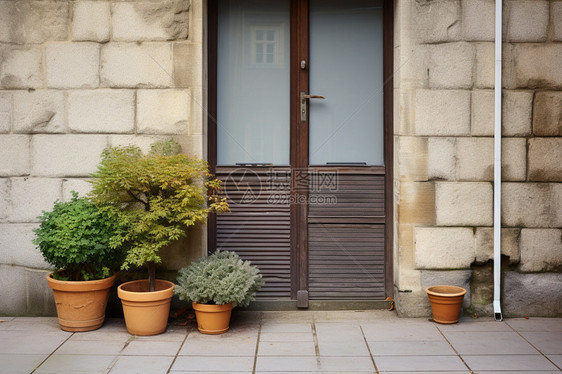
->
[493,0,503,322]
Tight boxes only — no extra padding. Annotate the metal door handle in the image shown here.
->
[302,94,326,100]
[300,92,326,122]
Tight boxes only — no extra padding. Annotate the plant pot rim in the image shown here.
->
[118,279,175,302]
[192,302,233,312]
[425,285,467,297]
[47,272,117,290]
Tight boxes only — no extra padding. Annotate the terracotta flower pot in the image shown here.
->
[47,273,116,332]
[192,302,233,334]
[117,279,174,336]
[426,285,467,324]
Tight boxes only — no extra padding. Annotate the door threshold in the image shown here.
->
[243,300,392,311]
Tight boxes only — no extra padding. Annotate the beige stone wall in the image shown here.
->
[394,0,562,317]
[0,0,205,315]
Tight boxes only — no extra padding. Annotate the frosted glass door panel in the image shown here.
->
[309,0,384,166]
[217,0,290,165]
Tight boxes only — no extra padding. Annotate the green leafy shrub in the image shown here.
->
[175,251,263,307]
[33,192,124,281]
[89,139,229,291]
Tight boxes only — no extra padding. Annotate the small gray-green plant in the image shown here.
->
[33,191,124,281]
[175,251,263,307]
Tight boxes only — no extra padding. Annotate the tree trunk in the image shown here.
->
[148,261,156,292]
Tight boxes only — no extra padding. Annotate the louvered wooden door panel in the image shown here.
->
[215,168,292,299]
[308,170,385,300]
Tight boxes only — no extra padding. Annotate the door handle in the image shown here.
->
[300,92,326,122]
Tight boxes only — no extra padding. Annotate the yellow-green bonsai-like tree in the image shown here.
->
[89,140,229,292]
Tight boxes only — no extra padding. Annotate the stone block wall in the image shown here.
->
[0,0,205,315]
[395,0,562,317]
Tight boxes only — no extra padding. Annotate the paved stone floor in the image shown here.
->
[0,311,561,373]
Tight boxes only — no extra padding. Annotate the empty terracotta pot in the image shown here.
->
[118,279,174,336]
[425,285,466,324]
[192,302,233,334]
[47,273,116,332]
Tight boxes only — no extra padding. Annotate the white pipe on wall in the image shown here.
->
[493,0,503,322]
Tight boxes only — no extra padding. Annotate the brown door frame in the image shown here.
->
[206,0,394,300]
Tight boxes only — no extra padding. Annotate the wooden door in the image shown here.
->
[208,0,393,305]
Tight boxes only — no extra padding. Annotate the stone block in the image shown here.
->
[0,178,9,220]
[421,270,471,308]
[0,47,43,89]
[26,268,57,316]
[414,0,461,43]
[528,138,562,182]
[502,138,526,182]
[471,90,533,137]
[428,137,456,180]
[456,138,494,181]
[399,46,430,90]
[137,89,190,134]
[474,227,520,265]
[112,1,190,41]
[0,1,68,44]
[506,0,549,42]
[462,0,495,41]
[471,90,494,136]
[68,90,135,133]
[394,289,431,318]
[414,227,475,269]
[428,42,474,89]
[398,136,428,182]
[9,177,62,223]
[189,87,204,135]
[174,42,202,88]
[554,2,562,41]
[0,264,27,315]
[475,43,494,89]
[502,183,562,228]
[414,89,471,136]
[0,223,47,268]
[533,92,562,136]
[13,91,65,134]
[0,92,11,133]
[62,179,92,202]
[46,43,100,89]
[471,262,493,308]
[501,44,516,90]
[72,1,111,42]
[182,135,203,158]
[399,182,435,225]
[519,229,562,272]
[504,272,562,317]
[0,135,30,176]
[190,0,203,44]
[100,43,173,88]
[436,182,493,226]
[514,45,562,89]
[503,90,532,136]
[31,135,109,177]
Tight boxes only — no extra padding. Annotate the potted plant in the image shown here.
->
[175,251,262,334]
[89,139,229,336]
[33,192,124,332]
[425,285,467,324]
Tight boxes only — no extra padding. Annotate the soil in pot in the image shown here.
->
[192,302,233,334]
[425,285,467,324]
[47,273,116,332]
[117,279,174,336]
